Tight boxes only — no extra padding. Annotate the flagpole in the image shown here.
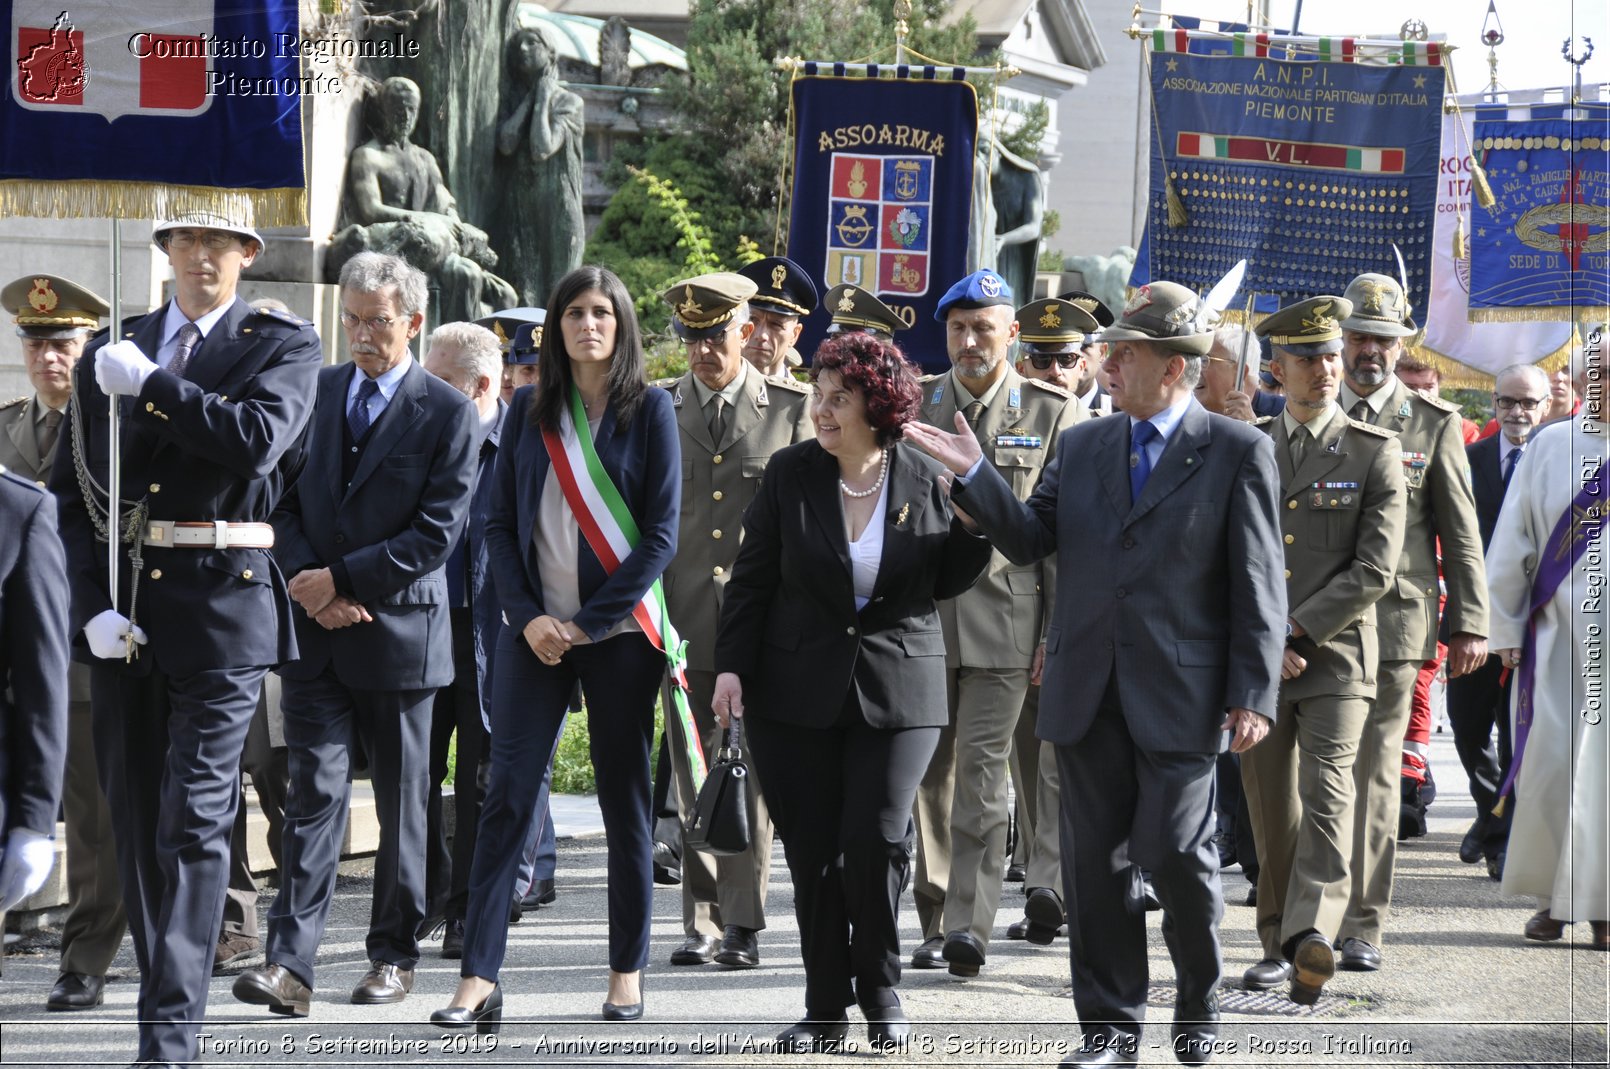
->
[107,217,122,637]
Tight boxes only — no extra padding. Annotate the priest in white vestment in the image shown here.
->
[1488,342,1609,948]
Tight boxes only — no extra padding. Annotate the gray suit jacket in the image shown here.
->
[953,398,1286,753]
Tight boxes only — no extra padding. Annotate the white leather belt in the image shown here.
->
[143,521,275,549]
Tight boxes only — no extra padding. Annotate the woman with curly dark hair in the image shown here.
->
[711,332,991,1051]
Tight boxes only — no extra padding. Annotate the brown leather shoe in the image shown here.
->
[232,964,311,1017]
[213,931,262,974]
[350,961,414,1004]
[1524,910,1566,942]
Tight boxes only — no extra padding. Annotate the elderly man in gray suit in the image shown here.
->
[907,281,1286,1068]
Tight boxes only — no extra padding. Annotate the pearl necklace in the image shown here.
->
[840,449,889,499]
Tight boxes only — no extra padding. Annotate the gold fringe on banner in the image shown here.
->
[0,180,307,228]
[1468,306,1610,324]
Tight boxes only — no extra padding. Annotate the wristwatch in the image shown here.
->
[1285,620,1295,643]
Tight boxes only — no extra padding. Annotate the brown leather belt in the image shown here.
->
[142,521,275,549]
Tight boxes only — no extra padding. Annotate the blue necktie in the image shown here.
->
[349,377,379,440]
[1503,446,1523,485]
[1130,420,1159,504]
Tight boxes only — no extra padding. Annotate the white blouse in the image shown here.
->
[847,476,889,612]
[532,417,639,640]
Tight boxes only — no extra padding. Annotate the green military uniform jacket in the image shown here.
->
[663,362,813,672]
[0,394,60,487]
[1343,376,1488,661]
[919,366,1082,669]
[1260,409,1407,702]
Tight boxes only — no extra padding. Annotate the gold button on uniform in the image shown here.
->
[1284,569,1292,579]
[145,402,155,412]
[711,529,722,539]
[712,491,723,501]
[150,569,162,580]
[713,454,724,464]
[1288,500,1298,510]
[149,483,161,493]
[712,566,724,576]
[846,626,857,636]
[242,569,253,580]
[1284,534,1295,545]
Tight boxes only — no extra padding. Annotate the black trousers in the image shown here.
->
[745,696,936,1018]
[90,663,263,1066]
[1445,656,1515,853]
[426,607,489,921]
[1057,683,1222,1046]
[462,630,659,979]
[267,670,435,987]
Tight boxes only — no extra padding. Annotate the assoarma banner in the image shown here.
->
[1134,43,1443,305]
[787,74,977,371]
[1467,101,1610,320]
[1,0,314,224]
[1420,97,1573,379]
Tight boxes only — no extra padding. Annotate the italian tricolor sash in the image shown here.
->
[541,386,707,789]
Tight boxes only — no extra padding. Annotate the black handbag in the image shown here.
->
[683,719,751,856]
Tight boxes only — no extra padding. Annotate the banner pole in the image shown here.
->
[107,216,122,629]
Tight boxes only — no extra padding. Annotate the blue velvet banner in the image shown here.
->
[2,0,308,222]
[787,75,977,373]
[1468,102,1610,318]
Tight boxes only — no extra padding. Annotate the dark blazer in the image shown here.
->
[486,385,680,643]
[1466,433,1507,550]
[0,472,69,838]
[465,400,506,717]
[714,440,993,730]
[49,297,322,676]
[272,360,476,691]
[954,398,1286,753]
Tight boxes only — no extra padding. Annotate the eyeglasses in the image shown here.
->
[1027,352,1080,370]
[340,312,400,333]
[684,326,733,353]
[166,230,239,250]
[1494,395,1545,411]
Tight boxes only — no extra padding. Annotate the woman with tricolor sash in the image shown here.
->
[711,332,992,1051]
[432,266,680,1030]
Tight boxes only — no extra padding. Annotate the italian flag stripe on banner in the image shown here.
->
[1177,133,1229,159]
[1399,41,1442,65]
[1318,37,1357,63]
[1232,33,1269,57]
[1152,28,1190,53]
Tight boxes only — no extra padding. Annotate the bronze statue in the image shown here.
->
[494,26,585,307]
[328,76,517,321]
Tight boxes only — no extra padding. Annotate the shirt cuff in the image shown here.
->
[961,455,986,483]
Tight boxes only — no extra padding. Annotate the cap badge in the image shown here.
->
[979,273,1002,298]
[28,278,58,314]
[836,289,856,313]
[771,264,787,290]
[1071,296,1099,315]
[1039,305,1062,329]
[1357,277,1391,315]
[1123,285,1153,316]
[1163,297,1199,329]
[491,320,508,345]
[1302,301,1336,333]
[679,286,704,320]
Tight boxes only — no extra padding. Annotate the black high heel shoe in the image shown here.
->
[775,1017,849,1053]
[430,983,502,1034]
[864,1003,910,1050]
[602,972,644,1021]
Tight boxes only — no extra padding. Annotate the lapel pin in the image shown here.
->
[896,503,910,526]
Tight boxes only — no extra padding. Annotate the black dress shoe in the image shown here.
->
[232,963,312,1017]
[1290,932,1336,1005]
[1007,917,1031,940]
[652,840,682,885]
[602,973,644,1021]
[441,918,465,960]
[1488,849,1506,881]
[942,930,986,977]
[670,933,719,965]
[864,1004,909,1050]
[1141,876,1162,912]
[1061,1032,1139,1066]
[46,972,105,1011]
[1244,885,1258,907]
[350,961,414,1004]
[1024,886,1064,945]
[508,897,523,924]
[910,935,946,969]
[1338,937,1381,971]
[713,925,759,968]
[1242,958,1291,990]
[520,877,556,910]
[1458,818,1487,864]
[775,1018,848,1053]
[1172,999,1220,1066]
[1005,863,1026,882]
[430,983,503,1034]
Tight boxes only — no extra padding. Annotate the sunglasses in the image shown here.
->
[1027,352,1081,370]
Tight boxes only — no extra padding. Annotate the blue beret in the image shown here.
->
[934,269,1013,322]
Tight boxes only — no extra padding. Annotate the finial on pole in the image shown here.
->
[1562,36,1594,102]
[1481,1,1505,96]
[894,0,912,65]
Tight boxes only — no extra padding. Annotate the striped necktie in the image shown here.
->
[168,322,202,379]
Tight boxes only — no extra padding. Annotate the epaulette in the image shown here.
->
[0,394,27,411]
[1023,378,1070,398]
[249,306,310,328]
[1347,417,1399,438]
[1251,414,1276,426]
[0,464,47,494]
[652,376,679,391]
[1409,389,1460,414]
[918,372,943,384]
[767,375,810,394]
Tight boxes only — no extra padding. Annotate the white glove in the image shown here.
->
[95,340,158,397]
[0,828,56,911]
[84,609,149,660]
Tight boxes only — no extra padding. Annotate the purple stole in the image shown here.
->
[1496,460,1604,807]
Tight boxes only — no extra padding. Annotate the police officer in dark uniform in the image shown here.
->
[737,256,818,381]
[481,307,545,405]
[48,210,321,1068]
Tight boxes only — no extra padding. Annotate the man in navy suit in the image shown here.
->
[909,281,1286,1067]
[420,320,506,957]
[233,252,476,1016]
[1447,363,1552,875]
[49,211,322,1067]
